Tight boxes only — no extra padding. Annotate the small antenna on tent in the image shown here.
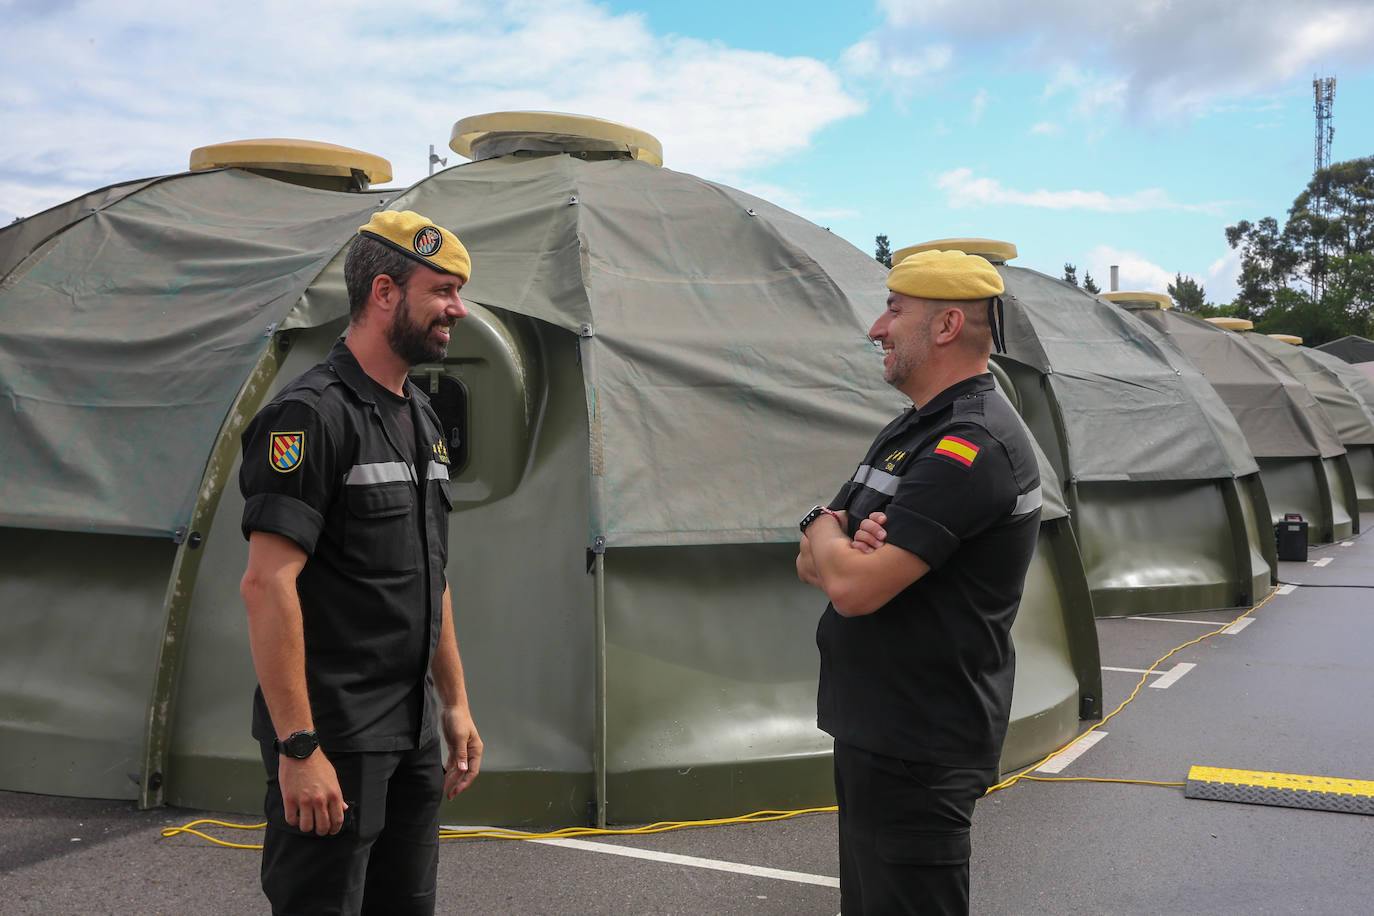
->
[428,144,448,176]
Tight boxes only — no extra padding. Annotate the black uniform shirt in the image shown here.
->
[816,373,1042,768]
[239,340,454,753]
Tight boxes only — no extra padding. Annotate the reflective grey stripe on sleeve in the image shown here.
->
[344,461,416,485]
[851,464,900,497]
[426,461,449,481]
[1012,486,1043,516]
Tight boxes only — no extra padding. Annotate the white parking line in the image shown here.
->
[1126,616,1249,634]
[1313,557,1334,567]
[1340,541,1354,547]
[1101,662,1196,688]
[1150,662,1196,688]
[528,837,840,888]
[1037,731,1107,774]
[1277,584,1298,595]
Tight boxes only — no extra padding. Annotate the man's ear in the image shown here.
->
[935,306,965,344]
[369,273,400,315]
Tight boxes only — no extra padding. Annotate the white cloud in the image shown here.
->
[1041,64,1126,119]
[970,88,990,124]
[935,168,1226,214]
[1207,247,1244,303]
[861,0,1374,118]
[1084,245,1178,294]
[839,37,953,86]
[0,0,863,222]
[1029,121,1059,135]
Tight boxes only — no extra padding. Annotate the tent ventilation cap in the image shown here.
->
[1206,317,1255,331]
[891,238,1018,265]
[450,111,663,166]
[188,139,392,191]
[1102,291,1173,310]
[1269,333,1304,345]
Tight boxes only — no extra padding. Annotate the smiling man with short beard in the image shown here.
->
[239,210,481,915]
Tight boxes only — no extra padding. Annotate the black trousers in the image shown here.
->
[833,740,995,916]
[258,738,444,916]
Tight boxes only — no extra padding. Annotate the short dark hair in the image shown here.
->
[343,234,420,321]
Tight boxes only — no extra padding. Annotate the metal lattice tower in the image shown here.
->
[1314,76,1336,177]
[1311,76,1337,301]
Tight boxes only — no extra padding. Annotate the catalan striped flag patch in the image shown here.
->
[933,435,980,467]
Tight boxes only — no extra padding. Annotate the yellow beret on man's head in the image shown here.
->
[887,249,1003,300]
[357,210,471,283]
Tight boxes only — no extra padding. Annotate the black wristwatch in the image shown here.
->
[799,505,831,533]
[275,729,320,759]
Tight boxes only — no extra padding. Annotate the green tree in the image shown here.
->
[1168,273,1207,312]
[1225,155,1374,342]
[1082,271,1100,294]
[1062,263,1079,286]
[875,234,893,268]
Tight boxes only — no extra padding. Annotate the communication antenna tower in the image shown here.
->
[1311,76,1336,301]
[1313,76,1335,177]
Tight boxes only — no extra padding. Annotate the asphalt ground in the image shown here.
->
[4,522,1373,915]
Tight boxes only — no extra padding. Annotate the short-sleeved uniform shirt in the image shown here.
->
[816,373,1042,768]
[239,340,454,753]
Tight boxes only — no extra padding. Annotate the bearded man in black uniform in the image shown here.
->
[239,210,482,915]
[797,249,1042,915]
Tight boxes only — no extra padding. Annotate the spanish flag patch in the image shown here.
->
[933,435,980,467]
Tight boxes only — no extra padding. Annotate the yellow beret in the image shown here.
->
[887,249,1003,300]
[357,210,471,283]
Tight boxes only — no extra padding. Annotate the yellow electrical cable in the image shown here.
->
[984,585,1279,794]
[438,806,837,841]
[162,587,1279,848]
[160,818,267,850]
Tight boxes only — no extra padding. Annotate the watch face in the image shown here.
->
[281,731,318,758]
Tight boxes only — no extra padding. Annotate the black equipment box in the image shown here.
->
[1275,514,1308,561]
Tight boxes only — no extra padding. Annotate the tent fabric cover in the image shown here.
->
[0,177,160,280]
[997,267,1258,481]
[1128,308,1344,459]
[1245,333,1374,446]
[0,170,386,536]
[1315,335,1374,364]
[283,154,909,547]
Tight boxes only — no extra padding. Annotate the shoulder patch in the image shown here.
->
[933,435,980,468]
[269,431,305,473]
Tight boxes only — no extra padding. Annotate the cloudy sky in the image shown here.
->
[4,0,1373,303]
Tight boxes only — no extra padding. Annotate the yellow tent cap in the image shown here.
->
[1102,291,1174,309]
[1269,333,1304,344]
[188,138,392,184]
[893,238,1018,265]
[450,111,663,166]
[1206,317,1255,331]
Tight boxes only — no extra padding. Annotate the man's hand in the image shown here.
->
[441,704,483,800]
[279,752,347,835]
[850,511,889,553]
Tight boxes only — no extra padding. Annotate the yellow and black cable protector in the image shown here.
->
[161,585,1288,851]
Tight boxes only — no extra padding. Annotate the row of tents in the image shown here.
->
[3,112,1374,826]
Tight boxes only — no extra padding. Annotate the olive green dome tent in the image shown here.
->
[893,242,1273,619]
[1,117,1099,826]
[1244,333,1374,516]
[1315,335,1374,364]
[1106,297,1350,545]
